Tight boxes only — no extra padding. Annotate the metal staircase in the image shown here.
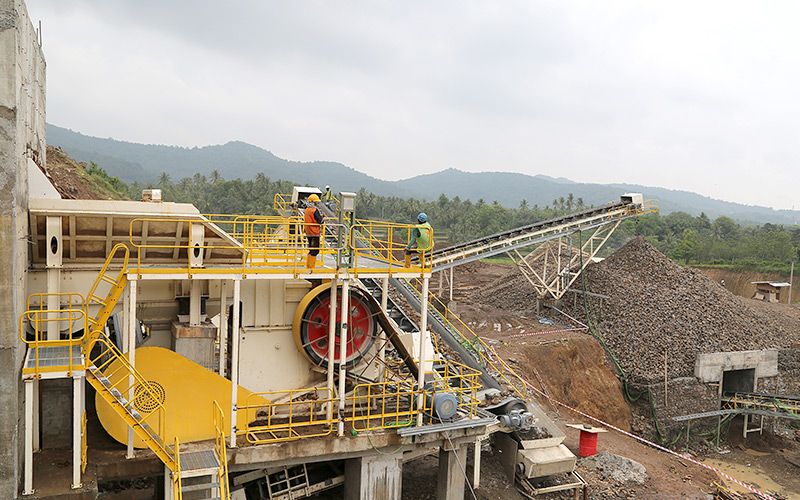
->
[84,243,130,348]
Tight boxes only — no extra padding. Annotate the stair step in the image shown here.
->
[180,482,219,493]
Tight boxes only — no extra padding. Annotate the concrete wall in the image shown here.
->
[0,0,45,496]
[694,350,778,385]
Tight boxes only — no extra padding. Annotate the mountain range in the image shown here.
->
[47,124,799,225]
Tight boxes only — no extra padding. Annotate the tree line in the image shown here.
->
[125,170,799,274]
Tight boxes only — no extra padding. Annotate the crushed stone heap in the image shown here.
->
[476,237,800,382]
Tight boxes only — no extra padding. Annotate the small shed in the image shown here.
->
[751,281,792,303]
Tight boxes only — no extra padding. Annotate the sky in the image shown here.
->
[28,1,800,210]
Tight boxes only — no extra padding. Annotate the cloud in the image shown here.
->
[28,0,800,209]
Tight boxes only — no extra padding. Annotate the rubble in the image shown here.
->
[581,451,648,485]
[477,237,800,383]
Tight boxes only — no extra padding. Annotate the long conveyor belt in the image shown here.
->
[429,196,646,271]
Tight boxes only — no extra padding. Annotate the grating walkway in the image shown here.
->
[23,345,84,375]
[180,449,220,471]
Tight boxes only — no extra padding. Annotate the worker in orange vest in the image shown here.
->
[304,194,324,269]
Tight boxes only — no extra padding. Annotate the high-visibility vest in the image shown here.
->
[304,207,321,236]
[415,222,433,250]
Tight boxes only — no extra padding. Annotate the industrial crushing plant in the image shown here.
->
[20,182,648,499]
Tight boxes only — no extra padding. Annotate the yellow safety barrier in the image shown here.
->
[349,219,434,273]
[85,243,129,347]
[173,436,183,500]
[212,400,230,499]
[128,217,346,276]
[238,388,336,444]
[19,307,87,376]
[410,278,528,395]
[422,361,482,420]
[349,380,420,431]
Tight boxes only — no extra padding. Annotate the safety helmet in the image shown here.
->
[417,212,428,223]
[307,194,321,203]
[325,185,330,190]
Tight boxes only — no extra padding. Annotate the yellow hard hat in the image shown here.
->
[307,194,320,202]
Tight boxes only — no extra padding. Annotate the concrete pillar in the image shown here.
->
[473,439,482,489]
[23,379,34,495]
[229,278,241,447]
[127,279,137,458]
[164,466,175,500]
[189,279,202,326]
[32,379,40,452]
[71,375,81,489]
[344,454,402,500]
[437,445,467,500]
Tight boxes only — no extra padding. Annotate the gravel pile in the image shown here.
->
[580,451,648,485]
[474,237,800,382]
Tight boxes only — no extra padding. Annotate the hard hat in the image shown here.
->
[417,212,428,223]
[325,185,330,190]
[308,194,320,203]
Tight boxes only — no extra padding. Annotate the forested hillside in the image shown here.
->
[49,124,800,225]
[128,171,800,273]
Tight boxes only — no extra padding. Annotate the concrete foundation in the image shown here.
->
[0,0,47,497]
[695,350,778,387]
[344,454,402,500]
[436,445,467,500]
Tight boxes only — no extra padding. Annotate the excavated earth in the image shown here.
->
[475,237,800,383]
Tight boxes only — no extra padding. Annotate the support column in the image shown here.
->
[437,445,467,500]
[229,279,241,447]
[326,279,338,421]
[32,379,40,452]
[473,439,482,489]
[46,215,62,340]
[378,277,389,380]
[164,465,175,500]
[449,267,454,302]
[126,280,137,458]
[189,280,202,326]
[344,454,402,500]
[338,279,350,436]
[71,375,81,489]
[416,276,430,426]
[122,285,130,354]
[218,280,228,377]
[24,379,34,495]
[45,269,60,340]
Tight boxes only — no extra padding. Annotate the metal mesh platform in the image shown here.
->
[180,449,219,471]
[24,345,83,369]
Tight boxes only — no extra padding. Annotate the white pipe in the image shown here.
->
[378,277,389,381]
[326,279,338,421]
[337,279,350,436]
[229,278,241,447]
[72,376,81,488]
[24,379,34,495]
[218,280,228,377]
[126,279,137,459]
[416,276,430,426]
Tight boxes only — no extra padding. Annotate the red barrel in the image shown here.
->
[578,430,599,457]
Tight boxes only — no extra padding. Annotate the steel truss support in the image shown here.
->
[506,220,622,300]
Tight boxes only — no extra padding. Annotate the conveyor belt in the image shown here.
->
[429,197,645,271]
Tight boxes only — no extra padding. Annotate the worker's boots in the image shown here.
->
[404,254,412,268]
[306,254,316,270]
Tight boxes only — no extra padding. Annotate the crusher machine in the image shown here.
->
[19,185,649,499]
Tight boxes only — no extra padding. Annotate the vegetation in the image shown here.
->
[124,171,800,274]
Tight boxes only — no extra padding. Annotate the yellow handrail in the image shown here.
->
[19,307,87,375]
[238,387,336,444]
[212,401,230,499]
[173,437,183,500]
[349,219,434,273]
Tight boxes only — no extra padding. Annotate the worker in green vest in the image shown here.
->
[404,212,433,267]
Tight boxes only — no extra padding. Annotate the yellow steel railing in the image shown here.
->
[81,410,87,473]
[239,388,336,444]
[19,307,87,376]
[128,217,346,276]
[422,360,482,420]
[84,243,129,348]
[212,400,230,499]
[410,278,528,395]
[173,436,183,500]
[349,219,434,274]
[349,380,419,431]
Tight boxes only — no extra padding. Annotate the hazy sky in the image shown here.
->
[28,1,800,210]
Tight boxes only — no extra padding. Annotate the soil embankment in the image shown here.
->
[698,266,799,305]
